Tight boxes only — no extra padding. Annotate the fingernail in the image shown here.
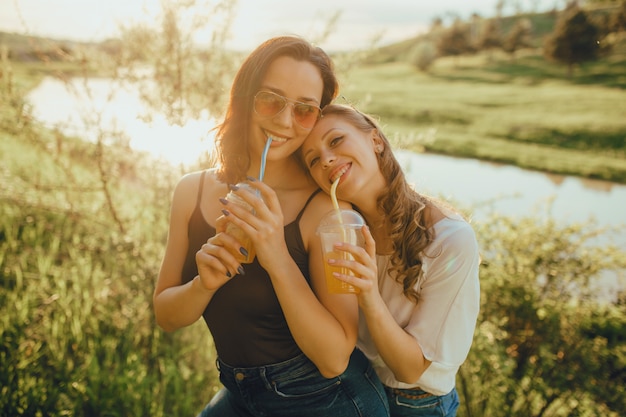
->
[237,265,245,275]
[239,247,249,257]
[226,271,232,278]
[221,209,230,216]
[219,197,228,205]
[246,176,257,182]
[229,184,239,191]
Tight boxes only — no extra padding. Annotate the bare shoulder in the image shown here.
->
[174,168,221,197]
[307,191,351,220]
[175,170,199,191]
[299,191,351,247]
[171,168,221,216]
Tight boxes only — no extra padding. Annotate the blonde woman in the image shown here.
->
[301,104,480,417]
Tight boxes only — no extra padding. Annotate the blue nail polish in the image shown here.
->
[226,271,232,278]
[237,265,245,275]
[239,247,249,257]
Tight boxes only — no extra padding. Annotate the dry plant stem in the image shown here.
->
[95,139,126,235]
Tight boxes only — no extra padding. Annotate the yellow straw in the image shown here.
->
[329,177,349,275]
[330,177,340,211]
[330,177,344,226]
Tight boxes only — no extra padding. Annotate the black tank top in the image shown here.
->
[181,171,322,367]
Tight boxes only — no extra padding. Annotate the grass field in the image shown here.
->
[340,48,626,183]
[2,13,626,416]
[4,13,626,183]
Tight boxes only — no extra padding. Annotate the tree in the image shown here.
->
[502,18,532,58]
[609,1,626,33]
[477,19,503,58]
[107,0,239,125]
[436,20,476,61]
[544,6,602,77]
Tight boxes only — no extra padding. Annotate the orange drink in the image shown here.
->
[317,209,366,294]
[225,183,258,264]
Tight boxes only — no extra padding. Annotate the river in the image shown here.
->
[26,78,626,229]
[25,77,626,297]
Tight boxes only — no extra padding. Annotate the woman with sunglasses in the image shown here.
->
[300,104,481,417]
[154,37,389,417]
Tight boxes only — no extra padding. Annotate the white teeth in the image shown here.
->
[330,165,349,183]
[265,132,287,142]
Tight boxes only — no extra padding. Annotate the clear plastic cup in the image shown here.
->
[225,183,258,264]
[317,209,366,294]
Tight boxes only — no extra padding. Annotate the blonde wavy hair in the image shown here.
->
[318,104,440,303]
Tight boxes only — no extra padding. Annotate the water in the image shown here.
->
[25,77,626,296]
[396,151,626,234]
[26,76,626,229]
[25,77,215,166]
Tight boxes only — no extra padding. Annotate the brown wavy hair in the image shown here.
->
[213,36,339,185]
[318,104,439,303]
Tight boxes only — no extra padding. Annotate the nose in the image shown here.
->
[321,150,335,169]
[272,103,295,128]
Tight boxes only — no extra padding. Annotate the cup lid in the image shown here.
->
[318,209,365,228]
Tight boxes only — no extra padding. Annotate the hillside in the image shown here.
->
[2,5,626,183]
[361,5,622,64]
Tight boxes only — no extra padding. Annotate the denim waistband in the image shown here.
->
[217,349,370,389]
[217,353,319,387]
[209,349,387,417]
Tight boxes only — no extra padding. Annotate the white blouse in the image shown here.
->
[357,214,481,396]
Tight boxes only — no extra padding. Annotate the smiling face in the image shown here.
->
[248,55,324,166]
[301,112,386,206]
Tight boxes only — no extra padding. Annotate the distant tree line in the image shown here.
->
[410,1,626,76]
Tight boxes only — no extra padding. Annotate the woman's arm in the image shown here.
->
[153,172,229,332]
[220,181,359,378]
[333,218,480,384]
[335,225,431,383]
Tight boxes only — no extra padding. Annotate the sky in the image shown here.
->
[0,0,557,51]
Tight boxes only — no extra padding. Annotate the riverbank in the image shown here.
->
[8,51,626,184]
[342,50,626,184]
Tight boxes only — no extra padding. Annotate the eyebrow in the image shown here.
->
[260,85,320,105]
[302,125,334,161]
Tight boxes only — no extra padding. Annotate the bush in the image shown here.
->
[0,200,220,417]
[458,213,626,417]
[409,41,438,72]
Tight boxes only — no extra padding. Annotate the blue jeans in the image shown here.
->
[198,348,389,417]
[385,386,459,417]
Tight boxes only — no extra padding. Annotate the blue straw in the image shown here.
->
[259,137,272,181]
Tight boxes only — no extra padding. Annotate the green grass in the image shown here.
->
[2,16,626,416]
[0,121,219,416]
[340,50,626,183]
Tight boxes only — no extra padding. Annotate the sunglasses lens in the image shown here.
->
[254,92,286,118]
[293,104,320,128]
[254,91,320,128]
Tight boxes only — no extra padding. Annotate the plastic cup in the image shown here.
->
[317,209,366,294]
[225,183,257,264]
